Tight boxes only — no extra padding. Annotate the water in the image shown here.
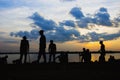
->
[1,53,120,64]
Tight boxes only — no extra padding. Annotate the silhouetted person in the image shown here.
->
[37,30,46,63]
[20,36,29,64]
[99,41,106,62]
[82,48,91,63]
[48,40,56,63]
[108,55,115,63]
[56,53,68,63]
[0,55,8,64]
[81,48,86,62]
[86,49,91,62]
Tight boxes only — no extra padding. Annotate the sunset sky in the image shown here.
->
[0,0,120,52]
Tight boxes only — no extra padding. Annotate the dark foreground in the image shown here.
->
[0,63,120,80]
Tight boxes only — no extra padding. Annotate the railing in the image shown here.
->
[0,51,120,54]
[0,51,120,64]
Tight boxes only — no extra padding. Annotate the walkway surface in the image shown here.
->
[0,63,120,80]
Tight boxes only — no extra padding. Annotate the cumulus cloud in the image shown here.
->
[59,20,75,27]
[93,7,112,26]
[76,17,92,28]
[79,31,120,42]
[29,12,57,31]
[69,7,113,28]
[70,7,84,19]
[10,7,120,42]
[11,12,80,42]
[11,26,80,42]
[10,29,39,40]
[115,16,120,22]
[29,12,80,42]
[113,15,120,27]
[46,27,80,42]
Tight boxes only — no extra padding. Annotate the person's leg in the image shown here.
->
[53,53,55,63]
[102,56,105,62]
[20,53,23,63]
[43,50,46,63]
[43,55,46,63]
[37,52,42,63]
[101,53,105,62]
[24,53,27,63]
[49,53,52,62]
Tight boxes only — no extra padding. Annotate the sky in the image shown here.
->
[0,0,120,52]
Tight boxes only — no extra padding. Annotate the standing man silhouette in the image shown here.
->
[37,30,46,63]
[20,36,29,64]
[86,49,91,63]
[48,40,56,63]
[81,48,86,62]
[99,41,106,62]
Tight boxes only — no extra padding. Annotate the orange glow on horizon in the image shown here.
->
[85,41,99,51]
[84,38,120,51]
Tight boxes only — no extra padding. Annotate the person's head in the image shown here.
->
[5,55,8,59]
[86,49,89,52]
[83,48,86,51]
[39,30,44,35]
[99,40,103,44]
[23,36,27,40]
[110,55,112,58]
[50,40,53,43]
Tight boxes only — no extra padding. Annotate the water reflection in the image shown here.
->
[1,53,120,64]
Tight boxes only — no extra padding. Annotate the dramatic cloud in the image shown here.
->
[79,31,120,42]
[70,7,84,19]
[11,27,80,42]
[10,7,120,42]
[46,27,80,42]
[29,12,57,31]
[59,20,75,27]
[10,29,39,40]
[70,7,113,28]
[11,12,80,42]
[76,17,92,28]
[115,16,120,22]
[114,15,120,27]
[93,7,112,26]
